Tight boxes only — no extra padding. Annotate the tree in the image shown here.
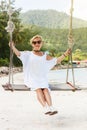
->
[0,0,23,59]
[0,0,40,66]
[0,0,9,58]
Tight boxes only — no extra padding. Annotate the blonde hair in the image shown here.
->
[30,35,43,44]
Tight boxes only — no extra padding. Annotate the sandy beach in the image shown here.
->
[0,72,87,130]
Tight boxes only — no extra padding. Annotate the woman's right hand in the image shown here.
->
[9,41,20,56]
[9,41,14,48]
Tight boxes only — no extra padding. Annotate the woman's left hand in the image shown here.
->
[64,48,71,57]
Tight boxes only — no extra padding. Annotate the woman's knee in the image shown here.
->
[43,88,49,93]
[35,88,42,93]
[35,88,44,97]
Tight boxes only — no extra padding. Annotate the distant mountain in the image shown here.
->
[20,9,87,29]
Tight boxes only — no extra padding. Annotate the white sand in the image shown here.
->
[0,73,87,130]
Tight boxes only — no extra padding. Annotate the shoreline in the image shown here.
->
[0,66,87,77]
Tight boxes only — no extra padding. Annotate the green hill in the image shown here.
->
[20,9,87,29]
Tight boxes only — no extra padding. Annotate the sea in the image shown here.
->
[48,68,87,88]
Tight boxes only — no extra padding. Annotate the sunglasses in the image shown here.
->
[32,40,42,45]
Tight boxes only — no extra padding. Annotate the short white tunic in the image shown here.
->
[18,51,57,90]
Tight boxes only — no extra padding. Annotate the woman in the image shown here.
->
[10,35,71,115]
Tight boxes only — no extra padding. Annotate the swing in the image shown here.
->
[2,0,81,92]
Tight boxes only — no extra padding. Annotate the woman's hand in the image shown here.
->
[8,41,20,56]
[63,48,71,57]
[9,41,15,49]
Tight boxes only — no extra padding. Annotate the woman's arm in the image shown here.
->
[56,48,71,64]
[46,48,71,63]
[9,42,20,57]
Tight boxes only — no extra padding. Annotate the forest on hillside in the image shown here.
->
[20,10,87,29]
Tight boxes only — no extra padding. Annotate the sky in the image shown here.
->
[0,0,87,21]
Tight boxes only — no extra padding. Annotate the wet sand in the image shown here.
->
[0,72,87,130]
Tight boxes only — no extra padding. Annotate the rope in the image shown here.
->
[5,0,15,84]
[66,0,76,89]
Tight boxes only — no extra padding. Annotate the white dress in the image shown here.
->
[18,51,57,90]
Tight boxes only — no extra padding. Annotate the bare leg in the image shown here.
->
[35,88,58,115]
[35,88,46,107]
[42,88,52,106]
[43,88,58,115]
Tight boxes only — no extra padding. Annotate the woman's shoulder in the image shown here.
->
[21,50,31,54]
[23,50,31,53]
[20,51,31,57]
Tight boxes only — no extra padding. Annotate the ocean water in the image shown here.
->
[1,67,86,89]
[48,68,87,87]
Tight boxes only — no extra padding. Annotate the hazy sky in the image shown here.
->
[0,0,87,21]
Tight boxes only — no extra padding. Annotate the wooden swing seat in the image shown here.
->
[2,82,80,92]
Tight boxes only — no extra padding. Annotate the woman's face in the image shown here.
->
[32,38,43,51]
